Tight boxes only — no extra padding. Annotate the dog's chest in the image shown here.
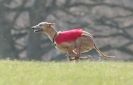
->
[54,29,83,44]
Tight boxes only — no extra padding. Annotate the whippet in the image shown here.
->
[32,22,112,61]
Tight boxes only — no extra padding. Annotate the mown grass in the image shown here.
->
[0,60,133,85]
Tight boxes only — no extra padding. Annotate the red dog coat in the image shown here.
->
[54,29,83,44]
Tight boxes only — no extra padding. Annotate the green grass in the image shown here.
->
[0,60,133,85]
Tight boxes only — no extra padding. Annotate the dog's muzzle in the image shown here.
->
[32,26,42,32]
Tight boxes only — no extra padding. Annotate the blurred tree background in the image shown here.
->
[0,0,133,61]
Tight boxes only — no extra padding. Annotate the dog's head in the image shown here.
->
[32,22,54,32]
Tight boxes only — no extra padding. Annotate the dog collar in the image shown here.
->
[52,32,57,44]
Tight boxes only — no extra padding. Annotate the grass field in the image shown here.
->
[0,60,133,85]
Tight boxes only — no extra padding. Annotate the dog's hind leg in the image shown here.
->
[73,39,83,61]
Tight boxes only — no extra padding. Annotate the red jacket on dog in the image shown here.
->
[54,29,83,44]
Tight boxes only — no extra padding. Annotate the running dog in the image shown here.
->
[32,22,112,61]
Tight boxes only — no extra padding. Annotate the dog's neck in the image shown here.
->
[43,26,57,42]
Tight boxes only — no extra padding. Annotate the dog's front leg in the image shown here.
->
[67,50,77,61]
[73,47,80,61]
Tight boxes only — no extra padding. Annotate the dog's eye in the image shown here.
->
[39,24,43,26]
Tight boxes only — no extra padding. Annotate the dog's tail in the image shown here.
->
[94,44,109,59]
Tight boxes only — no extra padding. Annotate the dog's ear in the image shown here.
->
[47,22,55,27]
